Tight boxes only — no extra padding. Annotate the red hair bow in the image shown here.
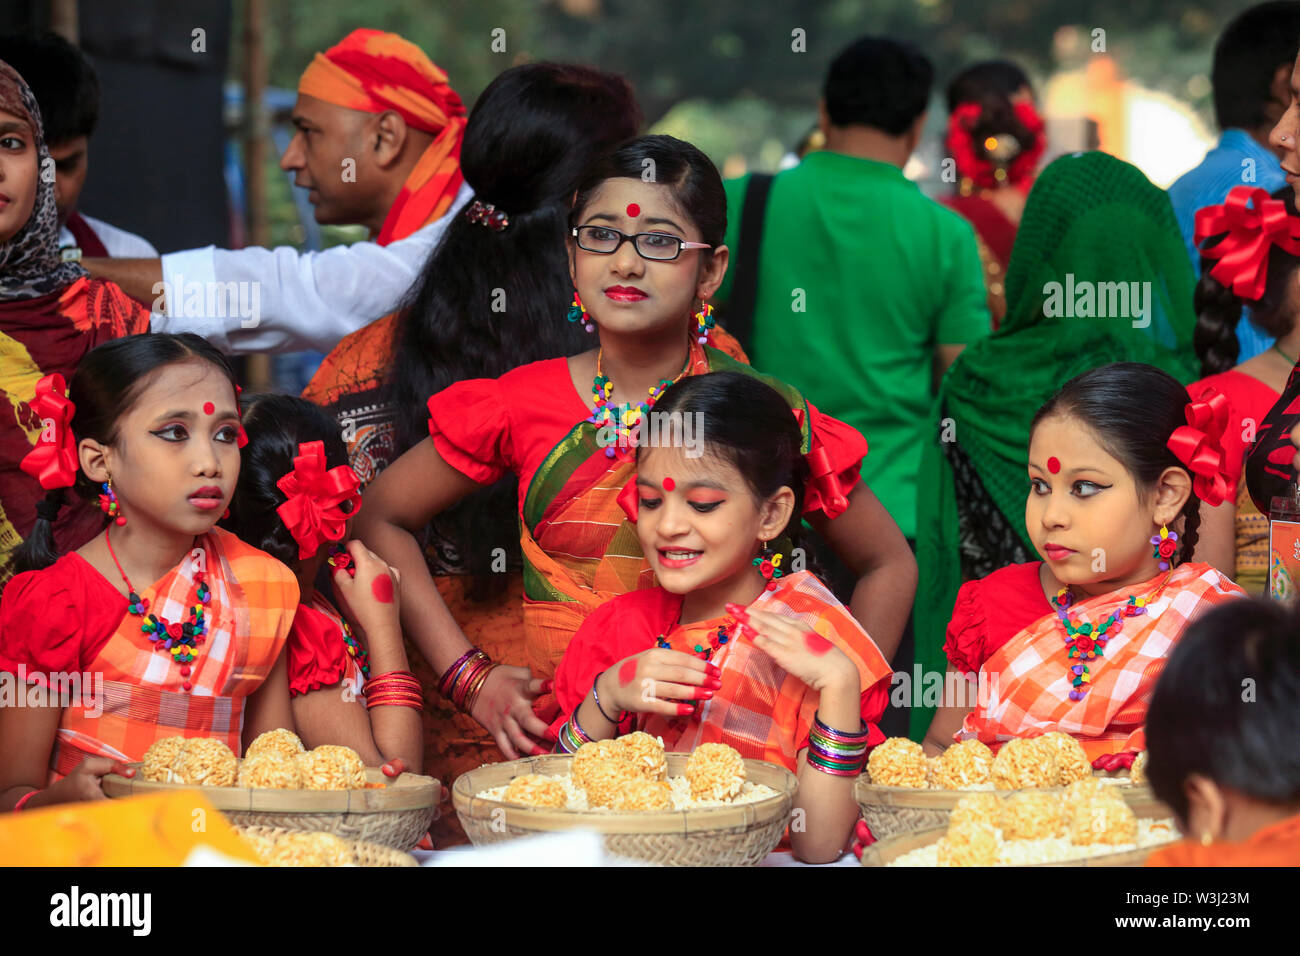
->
[792,407,854,520]
[19,374,78,490]
[1166,389,1237,507]
[1194,186,1300,301]
[276,441,362,559]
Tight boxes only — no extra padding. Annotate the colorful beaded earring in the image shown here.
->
[567,291,595,333]
[1150,524,1179,571]
[694,302,716,344]
[98,477,126,526]
[753,540,784,591]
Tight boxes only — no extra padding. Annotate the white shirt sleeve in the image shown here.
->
[149,181,473,354]
[78,213,161,258]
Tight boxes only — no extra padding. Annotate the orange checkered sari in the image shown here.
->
[49,528,298,780]
[641,572,892,771]
[520,342,810,693]
[957,562,1244,760]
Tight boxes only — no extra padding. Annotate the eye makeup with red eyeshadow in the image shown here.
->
[685,491,726,505]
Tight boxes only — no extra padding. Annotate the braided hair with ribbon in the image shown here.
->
[1193,185,1300,376]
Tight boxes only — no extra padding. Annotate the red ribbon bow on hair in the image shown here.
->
[1194,186,1300,301]
[19,374,78,490]
[1166,389,1237,508]
[275,441,362,559]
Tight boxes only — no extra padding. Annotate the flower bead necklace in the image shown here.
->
[106,529,209,692]
[1050,569,1174,701]
[590,344,692,459]
[340,617,370,680]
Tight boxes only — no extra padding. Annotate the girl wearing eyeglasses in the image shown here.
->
[355,134,916,762]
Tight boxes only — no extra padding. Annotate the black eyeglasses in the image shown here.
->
[571,225,712,261]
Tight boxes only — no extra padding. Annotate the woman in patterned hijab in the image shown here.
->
[0,58,86,299]
[0,57,151,589]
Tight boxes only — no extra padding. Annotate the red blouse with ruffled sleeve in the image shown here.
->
[943,561,1052,674]
[286,596,366,698]
[0,552,126,685]
[426,358,867,519]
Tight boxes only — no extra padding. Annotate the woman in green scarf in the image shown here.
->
[910,151,1198,739]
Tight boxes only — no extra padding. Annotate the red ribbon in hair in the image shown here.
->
[1166,389,1237,507]
[617,475,640,523]
[19,374,78,490]
[276,441,362,559]
[945,100,1046,191]
[1194,186,1300,301]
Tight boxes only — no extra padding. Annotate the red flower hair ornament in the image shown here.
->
[276,440,362,559]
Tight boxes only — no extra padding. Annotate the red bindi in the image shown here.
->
[626,203,640,218]
[1047,456,1061,474]
[618,659,637,686]
[804,631,832,655]
[202,402,215,415]
[371,574,394,604]
[662,477,675,491]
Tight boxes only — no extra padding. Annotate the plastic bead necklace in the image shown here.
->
[590,344,692,459]
[105,529,209,692]
[1049,569,1174,702]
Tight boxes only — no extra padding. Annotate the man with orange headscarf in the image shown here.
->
[84,29,471,355]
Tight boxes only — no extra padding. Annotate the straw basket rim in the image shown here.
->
[453,753,797,835]
[232,825,418,867]
[859,821,1178,867]
[103,763,439,813]
[855,771,1163,810]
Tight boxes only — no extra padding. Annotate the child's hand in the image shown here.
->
[41,757,135,806]
[330,539,401,638]
[729,605,858,694]
[600,648,721,718]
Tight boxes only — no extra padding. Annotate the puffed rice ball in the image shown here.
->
[866,737,928,789]
[170,737,238,787]
[570,739,628,793]
[1130,750,1148,786]
[1067,792,1138,846]
[503,773,567,809]
[937,820,1000,866]
[926,756,941,788]
[1037,732,1092,785]
[1061,776,1108,816]
[297,744,366,790]
[933,739,994,789]
[612,778,673,811]
[949,791,1003,829]
[265,831,355,867]
[685,743,747,801]
[581,757,644,809]
[141,736,186,782]
[999,791,1064,840]
[991,737,1056,790]
[245,728,305,762]
[236,753,303,789]
[617,731,667,781]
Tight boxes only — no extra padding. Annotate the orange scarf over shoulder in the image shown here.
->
[959,563,1244,760]
[1146,814,1300,867]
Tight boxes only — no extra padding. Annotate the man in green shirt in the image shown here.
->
[716,36,991,545]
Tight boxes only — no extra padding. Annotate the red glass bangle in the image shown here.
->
[13,789,40,811]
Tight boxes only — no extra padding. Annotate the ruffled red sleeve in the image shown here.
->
[0,555,123,684]
[286,603,351,697]
[426,377,514,485]
[943,577,990,675]
[800,402,867,519]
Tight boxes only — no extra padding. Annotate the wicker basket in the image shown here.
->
[102,765,438,851]
[855,772,1171,841]
[860,822,1176,867]
[453,753,797,866]
[233,825,418,867]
